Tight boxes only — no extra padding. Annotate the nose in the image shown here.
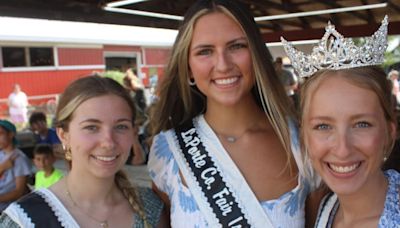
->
[101,129,116,150]
[39,159,45,167]
[215,50,232,73]
[333,128,352,159]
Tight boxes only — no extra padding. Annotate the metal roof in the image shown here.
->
[0,0,399,42]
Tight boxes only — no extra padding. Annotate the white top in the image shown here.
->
[148,115,313,227]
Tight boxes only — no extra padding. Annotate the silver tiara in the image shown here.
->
[281,16,388,78]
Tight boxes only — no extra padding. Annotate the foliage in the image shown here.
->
[101,70,125,85]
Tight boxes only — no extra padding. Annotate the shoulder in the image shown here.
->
[13,150,32,171]
[0,213,20,228]
[136,187,164,226]
[2,191,49,226]
[380,169,400,226]
[53,169,64,177]
[148,130,176,167]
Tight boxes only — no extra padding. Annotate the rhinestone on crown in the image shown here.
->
[281,16,388,78]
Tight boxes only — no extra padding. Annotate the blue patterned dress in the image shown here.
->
[314,169,400,228]
[148,115,314,228]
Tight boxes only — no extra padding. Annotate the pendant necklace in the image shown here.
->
[216,130,247,143]
[65,181,109,228]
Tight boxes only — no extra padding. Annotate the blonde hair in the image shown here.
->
[56,76,149,226]
[151,0,295,169]
[300,66,397,177]
[115,171,150,227]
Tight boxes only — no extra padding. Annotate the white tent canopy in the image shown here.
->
[0,16,178,47]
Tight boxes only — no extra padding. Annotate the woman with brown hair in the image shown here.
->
[0,76,167,227]
[148,0,316,227]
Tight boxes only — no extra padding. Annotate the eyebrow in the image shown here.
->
[308,113,377,122]
[191,37,247,50]
[78,118,132,125]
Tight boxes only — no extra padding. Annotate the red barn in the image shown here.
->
[0,17,175,117]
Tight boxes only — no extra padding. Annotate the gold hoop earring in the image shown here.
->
[65,147,72,161]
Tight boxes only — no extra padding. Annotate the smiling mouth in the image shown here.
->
[328,162,362,174]
[214,77,239,86]
[93,155,118,162]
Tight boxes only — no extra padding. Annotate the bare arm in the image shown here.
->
[152,182,171,228]
[156,207,171,228]
[0,176,28,202]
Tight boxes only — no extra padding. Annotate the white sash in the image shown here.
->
[167,116,274,228]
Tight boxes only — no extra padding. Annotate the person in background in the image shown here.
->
[32,144,63,189]
[284,16,400,227]
[8,84,29,129]
[388,69,400,107]
[274,57,299,109]
[123,69,151,165]
[0,120,32,212]
[29,111,63,159]
[148,0,315,227]
[0,76,167,227]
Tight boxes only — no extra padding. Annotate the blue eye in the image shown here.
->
[115,124,129,130]
[83,125,98,132]
[355,121,371,128]
[229,43,247,51]
[313,124,331,131]
[196,49,212,56]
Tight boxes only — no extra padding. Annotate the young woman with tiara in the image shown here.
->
[283,16,400,227]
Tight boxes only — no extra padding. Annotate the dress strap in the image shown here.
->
[17,192,63,227]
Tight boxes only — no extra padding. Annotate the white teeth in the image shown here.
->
[329,163,360,173]
[214,77,238,85]
[95,156,117,162]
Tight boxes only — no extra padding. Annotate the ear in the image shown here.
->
[389,121,397,142]
[56,127,69,146]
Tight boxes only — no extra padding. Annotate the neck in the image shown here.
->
[66,170,117,204]
[44,167,55,177]
[336,171,388,224]
[204,95,267,135]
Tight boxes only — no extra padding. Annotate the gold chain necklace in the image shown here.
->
[65,181,109,228]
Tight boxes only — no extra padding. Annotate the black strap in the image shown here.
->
[176,121,251,227]
[17,192,64,227]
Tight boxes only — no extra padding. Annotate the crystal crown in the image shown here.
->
[281,16,388,78]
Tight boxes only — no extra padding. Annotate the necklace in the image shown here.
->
[65,181,109,228]
[216,131,246,143]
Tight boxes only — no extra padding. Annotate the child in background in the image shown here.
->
[32,144,63,189]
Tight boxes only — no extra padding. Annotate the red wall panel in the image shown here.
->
[58,48,104,65]
[0,69,99,99]
[144,48,170,65]
[103,45,141,52]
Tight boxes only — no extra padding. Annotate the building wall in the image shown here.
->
[58,48,104,65]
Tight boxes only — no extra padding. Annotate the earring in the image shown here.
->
[188,77,196,86]
[65,147,72,161]
[62,144,66,151]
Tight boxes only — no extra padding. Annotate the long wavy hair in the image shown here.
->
[151,0,295,164]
